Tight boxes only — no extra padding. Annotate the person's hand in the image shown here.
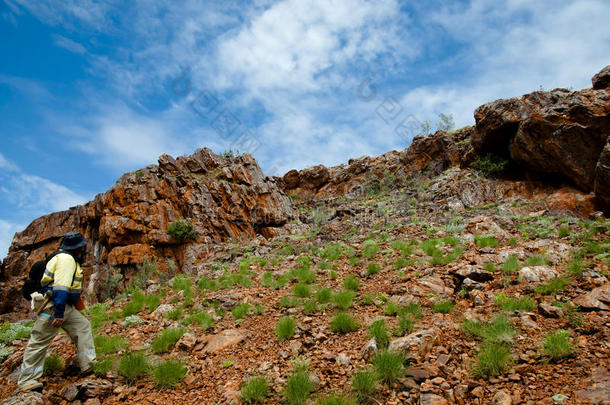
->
[52,318,64,328]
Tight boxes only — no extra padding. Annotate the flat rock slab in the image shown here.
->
[204,329,248,354]
[574,367,610,404]
[518,266,559,283]
[574,284,610,310]
[390,328,440,357]
[0,392,44,405]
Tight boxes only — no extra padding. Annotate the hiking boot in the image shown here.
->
[18,382,43,393]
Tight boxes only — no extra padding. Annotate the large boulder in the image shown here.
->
[1,149,297,314]
[472,65,610,204]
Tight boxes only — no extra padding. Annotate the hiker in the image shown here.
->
[18,232,96,393]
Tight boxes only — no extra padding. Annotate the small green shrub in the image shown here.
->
[494,293,537,311]
[101,266,123,300]
[565,258,585,277]
[302,299,319,315]
[122,291,146,317]
[484,261,496,272]
[384,301,399,316]
[343,275,360,291]
[474,235,499,248]
[93,357,113,377]
[471,153,509,177]
[316,288,332,304]
[432,300,455,313]
[119,352,148,383]
[276,316,296,341]
[153,359,187,387]
[368,320,389,350]
[534,277,571,295]
[284,367,314,405]
[366,263,381,276]
[151,327,185,353]
[183,311,214,329]
[501,255,520,274]
[398,303,423,319]
[472,343,512,378]
[0,321,32,344]
[43,354,63,375]
[542,330,573,361]
[94,335,126,355]
[332,290,356,310]
[172,275,193,291]
[558,226,571,238]
[372,351,405,384]
[166,308,183,321]
[232,303,251,320]
[462,314,515,345]
[240,376,270,403]
[362,240,379,259]
[351,369,378,402]
[524,255,548,267]
[330,313,359,333]
[144,294,161,312]
[396,316,415,336]
[166,218,197,241]
[293,283,312,298]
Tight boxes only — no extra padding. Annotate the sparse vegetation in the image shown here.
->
[472,343,512,378]
[432,300,455,313]
[166,218,198,241]
[368,319,389,350]
[330,313,359,333]
[494,293,537,312]
[153,359,187,387]
[241,376,270,403]
[43,353,63,375]
[276,316,296,341]
[372,351,405,384]
[94,335,126,355]
[343,275,360,291]
[332,290,356,310]
[471,153,509,177]
[351,369,378,402]
[474,234,499,248]
[542,330,573,361]
[119,352,149,383]
[151,327,185,353]
[534,277,571,295]
[293,283,312,298]
[284,364,314,405]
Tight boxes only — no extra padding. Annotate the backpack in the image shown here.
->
[21,251,64,300]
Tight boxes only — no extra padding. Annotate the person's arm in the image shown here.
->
[51,255,76,321]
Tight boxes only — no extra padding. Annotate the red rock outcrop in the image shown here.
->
[278,127,473,199]
[471,65,610,204]
[1,148,296,313]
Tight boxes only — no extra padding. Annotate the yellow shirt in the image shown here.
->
[41,252,83,293]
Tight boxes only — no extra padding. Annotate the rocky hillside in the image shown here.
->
[0,66,608,404]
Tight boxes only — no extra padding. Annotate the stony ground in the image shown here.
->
[1,169,609,405]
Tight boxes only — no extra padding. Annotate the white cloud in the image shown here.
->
[0,219,24,259]
[215,0,410,94]
[0,153,89,214]
[399,0,610,127]
[52,34,87,54]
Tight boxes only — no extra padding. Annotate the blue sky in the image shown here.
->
[1,0,609,257]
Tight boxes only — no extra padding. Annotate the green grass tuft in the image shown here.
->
[93,357,113,377]
[240,376,270,403]
[43,354,63,375]
[474,234,499,248]
[284,367,314,405]
[368,319,389,350]
[276,316,296,341]
[366,262,381,276]
[542,330,573,361]
[153,358,187,387]
[501,255,520,274]
[118,352,148,383]
[332,290,356,310]
[534,277,571,295]
[151,327,185,353]
[316,287,332,304]
[330,313,359,333]
[372,351,405,384]
[293,283,312,298]
[351,369,378,402]
[524,255,548,267]
[232,303,251,320]
[472,343,512,378]
[316,393,357,405]
[494,293,537,311]
[343,275,360,291]
[94,335,126,355]
[432,300,455,313]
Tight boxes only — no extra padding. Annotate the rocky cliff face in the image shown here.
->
[471,65,610,204]
[0,149,296,313]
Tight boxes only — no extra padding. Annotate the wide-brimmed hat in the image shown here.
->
[60,232,87,251]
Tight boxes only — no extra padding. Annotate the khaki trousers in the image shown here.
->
[18,304,96,388]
